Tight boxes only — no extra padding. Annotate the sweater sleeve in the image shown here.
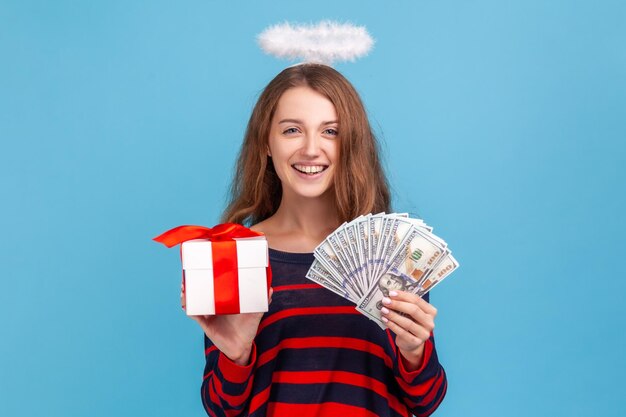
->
[387,294,448,417]
[200,336,256,417]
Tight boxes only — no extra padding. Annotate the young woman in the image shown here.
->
[189,64,447,417]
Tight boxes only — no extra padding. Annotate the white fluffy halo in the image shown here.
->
[257,21,374,66]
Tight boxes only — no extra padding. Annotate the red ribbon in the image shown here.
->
[153,223,262,247]
[154,223,271,314]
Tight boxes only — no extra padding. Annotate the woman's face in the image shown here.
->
[268,86,339,200]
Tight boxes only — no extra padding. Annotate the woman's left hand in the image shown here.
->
[380,290,437,370]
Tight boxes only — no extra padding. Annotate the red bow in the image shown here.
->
[153,223,263,247]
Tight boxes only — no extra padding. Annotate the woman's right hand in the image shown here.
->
[182,286,273,366]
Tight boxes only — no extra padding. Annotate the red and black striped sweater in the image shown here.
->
[201,249,447,417]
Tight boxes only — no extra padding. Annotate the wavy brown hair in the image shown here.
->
[221,64,391,226]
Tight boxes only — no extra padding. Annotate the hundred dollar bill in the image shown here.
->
[367,213,384,280]
[354,253,458,328]
[327,233,364,297]
[344,222,366,291]
[313,250,362,302]
[385,225,447,281]
[307,259,357,302]
[334,224,361,287]
[357,228,446,328]
[371,216,392,279]
[354,215,370,287]
[415,253,459,297]
[354,275,409,328]
[314,239,349,284]
[315,233,368,299]
[355,213,407,289]
[372,218,415,283]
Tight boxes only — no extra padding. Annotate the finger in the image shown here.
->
[381,307,431,341]
[382,297,434,331]
[390,290,438,316]
[383,315,426,348]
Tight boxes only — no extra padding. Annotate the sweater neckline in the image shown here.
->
[268,248,315,264]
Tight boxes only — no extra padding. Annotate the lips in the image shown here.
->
[292,164,328,175]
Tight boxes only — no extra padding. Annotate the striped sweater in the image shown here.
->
[201,249,447,417]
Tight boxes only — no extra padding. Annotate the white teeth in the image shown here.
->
[293,164,326,174]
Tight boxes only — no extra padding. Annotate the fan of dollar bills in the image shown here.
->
[306,213,459,328]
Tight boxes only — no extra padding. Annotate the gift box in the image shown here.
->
[182,237,269,315]
[154,224,271,316]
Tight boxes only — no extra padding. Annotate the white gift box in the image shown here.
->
[181,237,269,316]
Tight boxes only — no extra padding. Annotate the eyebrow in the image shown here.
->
[278,119,338,125]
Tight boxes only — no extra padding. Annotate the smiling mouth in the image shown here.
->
[292,164,329,175]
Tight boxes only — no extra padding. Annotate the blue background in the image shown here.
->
[1,1,625,416]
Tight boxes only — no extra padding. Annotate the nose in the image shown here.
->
[302,133,321,157]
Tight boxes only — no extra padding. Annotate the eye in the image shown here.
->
[323,128,338,136]
[283,127,300,135]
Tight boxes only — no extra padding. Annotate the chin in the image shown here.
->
[287,183,335,200]
[294,189,333,199]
